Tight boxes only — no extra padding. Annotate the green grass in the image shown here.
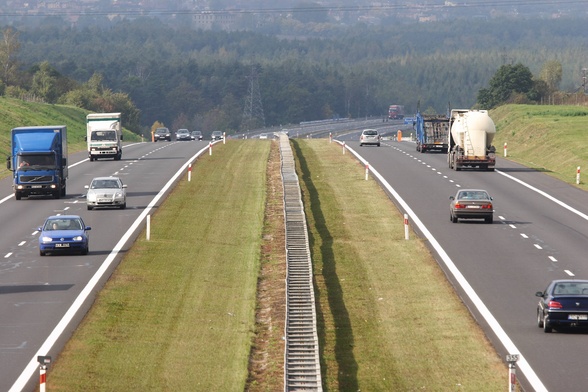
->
[492,104,588,189]
[293,139,505,391]
[48,141,269,391]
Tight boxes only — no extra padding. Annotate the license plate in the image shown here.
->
[98,198,110,202]
[55,243,70,248]
[568,314,588,320]
[467,205,481,209]
[31,185,42,188]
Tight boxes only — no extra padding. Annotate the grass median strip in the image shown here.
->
[49,141,270,391]
[292,139,506,391]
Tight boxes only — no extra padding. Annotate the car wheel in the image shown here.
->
[87,205,93,211]
[120,203,126,210]
[485,217,493,224]
[81,246,89,255]
[451,213,458,223]
[543,316,553,333]
[537,310,544,328]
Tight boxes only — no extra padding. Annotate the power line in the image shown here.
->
[1,1,588,17]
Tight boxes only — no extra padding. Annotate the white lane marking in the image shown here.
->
[565,270,575,277]
[497,170,588,221]
[509,224,517,229]
[4,253,12,258]
[534,244,543,250]
[18,241,26,246]
[521,234,528,239]
[549,256,558,262]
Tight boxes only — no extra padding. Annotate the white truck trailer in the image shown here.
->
[447,109,496,171]
[86,113,122,161]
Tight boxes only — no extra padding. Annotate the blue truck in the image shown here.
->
[414,110,450,153]
[6,126,68,200]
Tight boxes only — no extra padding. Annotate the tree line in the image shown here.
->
[0,16,587,136]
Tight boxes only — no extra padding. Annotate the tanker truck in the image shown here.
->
[447,109,496,171]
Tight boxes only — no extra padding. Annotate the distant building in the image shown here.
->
[194,11,236,30]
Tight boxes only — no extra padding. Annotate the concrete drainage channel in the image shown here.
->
[279,134,323,391]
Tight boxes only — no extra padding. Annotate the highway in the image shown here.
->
[336,132,588,391]
[2,128,584,391]
[0,140,211,392]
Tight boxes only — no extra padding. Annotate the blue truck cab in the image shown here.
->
[6,126,68,200]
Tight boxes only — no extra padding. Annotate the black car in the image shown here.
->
[536,279,588,333]
[154,127,171,142]
[191,131,203,140]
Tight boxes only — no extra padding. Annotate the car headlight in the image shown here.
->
[73,236,84,241]
[115,192,123,198]
[41,236,53,243]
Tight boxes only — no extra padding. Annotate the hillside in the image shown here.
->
[491,104,588,190]
[0,97,140,179]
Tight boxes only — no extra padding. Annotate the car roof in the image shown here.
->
[91,176,121,181]
[45,215,82,220]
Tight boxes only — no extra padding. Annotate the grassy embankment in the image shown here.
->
[0,97,140,178]
[492,104,588,190]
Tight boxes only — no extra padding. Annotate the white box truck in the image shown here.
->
[86,113,122,161]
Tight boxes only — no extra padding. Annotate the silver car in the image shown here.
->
[85,176,127,210]
[211,131,223,141]
[360,129,381,147]
[449,189,493,223]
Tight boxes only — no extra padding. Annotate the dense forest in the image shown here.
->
[2,14,588,136]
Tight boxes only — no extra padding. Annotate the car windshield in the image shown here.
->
[457,191,490,200]
[91,179,120,189]
[45,218,82,231]
[553,282,588,295]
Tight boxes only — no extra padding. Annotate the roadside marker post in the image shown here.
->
[365,162,369,181]
[504,142,508,157]
[577,166,581,184]
[223,132,226,144]
[146,215,151,241]
[506,354,519,392]
[188,163,192,182]
[37,356,51,392]
[342,142,346,155]
[329,132,332,143]
[209,142,212,155]
[404,214,409,240]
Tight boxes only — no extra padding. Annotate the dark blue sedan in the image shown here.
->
[536,279,588,333]
[38,215,91,256]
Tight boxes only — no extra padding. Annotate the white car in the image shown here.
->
[259,133,268,139]
[360,129,381,147]
[85,176,127,210]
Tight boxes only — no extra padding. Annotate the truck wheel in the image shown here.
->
[89,156,94,162]
[15,192,21,200]
[61,186,66,197]
[53,190,60,199]
[115,152,122,161]
[40,250,45,256]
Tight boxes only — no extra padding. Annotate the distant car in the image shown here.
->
[85,176,127,210]
[175,128,191,141]
[449,189,493,223]
[154,127,171,142]
[359,129,381,147]
[38,215,91,256]
[536,279,588,333]
[259,133,268,139]
[191,131,203,140]
[211,131,223,141]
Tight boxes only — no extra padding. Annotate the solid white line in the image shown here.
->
[9,143,213,392]
[338,141,548,392]
[497,170,588,221]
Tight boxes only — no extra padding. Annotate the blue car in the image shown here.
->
[38,215,91,256]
